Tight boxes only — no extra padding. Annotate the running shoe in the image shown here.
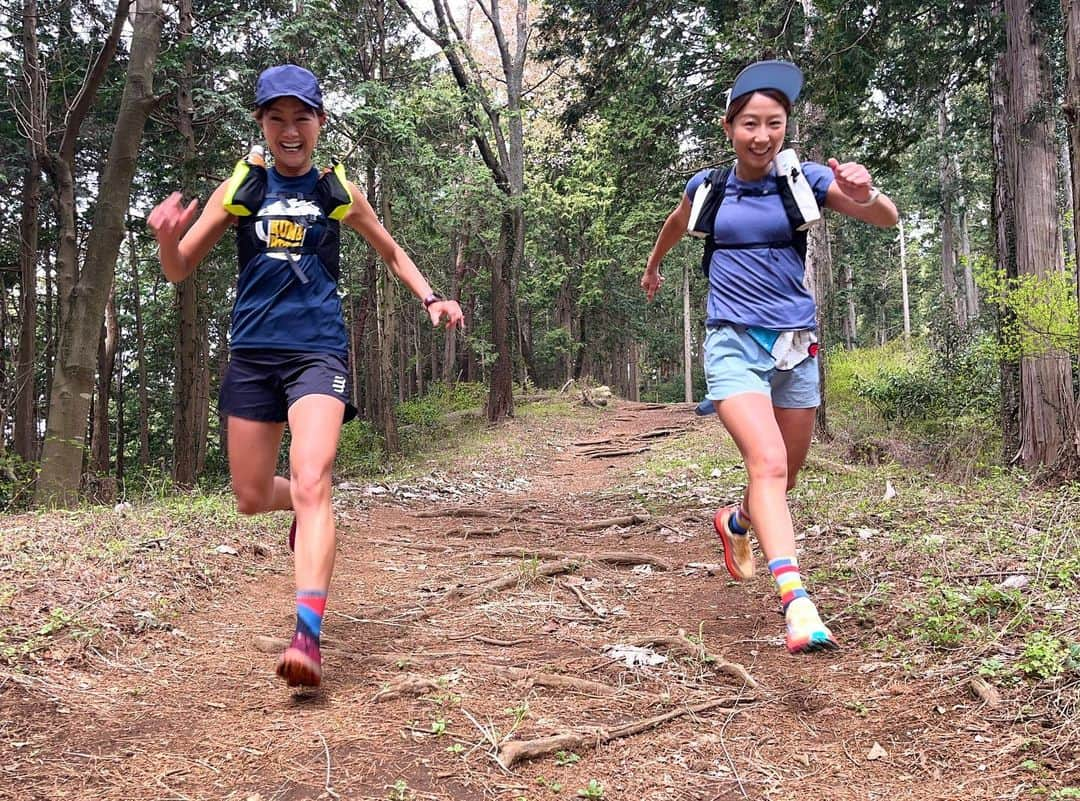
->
[784,596,838,654]
[276,629,322,687]
[713,505,754,580]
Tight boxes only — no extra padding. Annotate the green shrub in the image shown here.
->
[336,420,387,477]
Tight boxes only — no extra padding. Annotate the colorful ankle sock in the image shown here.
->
[768,557,808,613]
[729,506,751,535]
[295,589,327,641]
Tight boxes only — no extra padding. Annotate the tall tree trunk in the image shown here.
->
[843,257,856,349]
[90,285,118,474]
[991,36,1022,462]
[899,218,911,345]
[487,206,518,419]
[15,159,40,462]
[682,260,692,402]
[377,173,400,452]
[959,207,979,320]
[1064,0,1080,295]
[938,90,965,327]
[15,0,45,461]
[1000,0,1077,469]
[171,0,206,488]
[443,233,467,383]
[127,224,151,467]
[36,0,165,505]
[798,0,832,438]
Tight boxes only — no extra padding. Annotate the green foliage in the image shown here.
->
[336,421,387,478]
[1017,631,1074,680]
[979,266,1080,358]
[0,454,38,512]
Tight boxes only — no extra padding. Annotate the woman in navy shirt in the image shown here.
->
[642,60,897,654]
[149,65,463,687]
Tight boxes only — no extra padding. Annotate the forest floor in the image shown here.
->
[1,396,1078,801]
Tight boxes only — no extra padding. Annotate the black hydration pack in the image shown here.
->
[688,164,813,278]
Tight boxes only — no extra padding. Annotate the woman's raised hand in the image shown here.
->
[147,192,200,244]
[827,158,874,204]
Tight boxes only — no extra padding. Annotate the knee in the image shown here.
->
[233,484,270,516]
[290,464,332,509]
[746,449,789,484]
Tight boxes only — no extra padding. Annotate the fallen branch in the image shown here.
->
[560,579,606,618]
[580,513,650,531]
[493,666,616,696]
[497,696,755,768]
[373,674,442,702]
[629,635,757,688]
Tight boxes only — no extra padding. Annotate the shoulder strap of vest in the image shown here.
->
[223,155,352,220]
[700,164,812,277]
[699,165,732,278]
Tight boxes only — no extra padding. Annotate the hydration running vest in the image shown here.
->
[689,164,816,278]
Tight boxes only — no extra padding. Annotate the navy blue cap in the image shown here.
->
[726,60,803,109]
[254,65,323,110]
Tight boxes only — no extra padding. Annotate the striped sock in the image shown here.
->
[729,506,751,535]
[295,590,327,641]
[768,557,808,613]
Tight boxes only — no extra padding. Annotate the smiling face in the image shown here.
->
[256,97,326,176]
[722,91,789,181]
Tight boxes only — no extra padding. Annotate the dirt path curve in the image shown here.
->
[2,402,1016,801]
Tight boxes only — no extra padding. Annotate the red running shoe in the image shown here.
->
[713,505,754,580]
[276,630,322,687]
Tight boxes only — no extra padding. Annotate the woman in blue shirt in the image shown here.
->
[149,65,463,687]
[642,60,897,654]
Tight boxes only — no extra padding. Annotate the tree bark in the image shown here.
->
[14,0,46,462]
[36,0,165,505]
[90,285,119,475]
[1064,0,1080,300]
[991,34,1022,462]
[999,0,1077,470]
[938,90,965,327]
[127,224,151,467]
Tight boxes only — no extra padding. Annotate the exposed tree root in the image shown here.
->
[629,634,758,688]
[446,558,580,603]
[632,427,690,440]
[493,666,617,696]
[496,695,756,768]
[485,547,674,571]
[373,674,442,702]
[412,508,509,520]
[580,513,651,530]
[572,437,614,446]
[580,446,652,459]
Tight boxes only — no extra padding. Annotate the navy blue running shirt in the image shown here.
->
[230,167,349,355]
[686,162,833,331]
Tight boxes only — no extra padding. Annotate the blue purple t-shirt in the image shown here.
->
[685,162,834,330]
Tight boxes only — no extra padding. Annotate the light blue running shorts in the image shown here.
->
[703,325,820,409]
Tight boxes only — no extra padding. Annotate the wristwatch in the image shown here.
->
[855,187,881,207]
[422,292,445,308]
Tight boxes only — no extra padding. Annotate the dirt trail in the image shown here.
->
[1,402,1021,800]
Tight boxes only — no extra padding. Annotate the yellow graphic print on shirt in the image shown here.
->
[267,219,306,249]
[254,197,321,261]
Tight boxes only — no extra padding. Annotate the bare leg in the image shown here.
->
[715,392,793,563]
[227,417,292,514]
[287,394,345,592]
